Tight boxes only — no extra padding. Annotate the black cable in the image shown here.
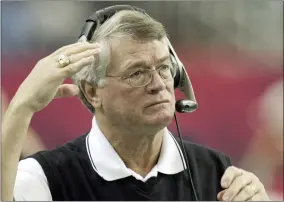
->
[174,113,199,201]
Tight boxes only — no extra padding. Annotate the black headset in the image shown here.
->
[78,5,199,201]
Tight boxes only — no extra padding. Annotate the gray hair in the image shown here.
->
[71,10,167,113]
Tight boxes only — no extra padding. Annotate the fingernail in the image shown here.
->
[222,180,228,187]
[223,193,230,201]
[94,48,101,53]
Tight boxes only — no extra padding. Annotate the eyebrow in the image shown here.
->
[123,55,170,71]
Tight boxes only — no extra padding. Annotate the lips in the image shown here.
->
[146,100,169,108]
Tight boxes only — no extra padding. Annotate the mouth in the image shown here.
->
[146,100,169,108]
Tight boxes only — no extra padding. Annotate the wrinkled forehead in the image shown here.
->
[109,37,169,71]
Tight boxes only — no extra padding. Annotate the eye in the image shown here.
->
[129,70,143,78]
[160,65,170,70]
[159,64,174,79]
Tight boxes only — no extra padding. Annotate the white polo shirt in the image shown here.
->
[14,117,186,201]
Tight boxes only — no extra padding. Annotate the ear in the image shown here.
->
[80,80,102,109]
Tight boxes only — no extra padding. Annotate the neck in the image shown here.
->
[95,116,165,177]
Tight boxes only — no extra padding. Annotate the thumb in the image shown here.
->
[217,190,226,201]
[55,84,80,98]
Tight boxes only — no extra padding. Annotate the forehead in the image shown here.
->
[109,37,169,71]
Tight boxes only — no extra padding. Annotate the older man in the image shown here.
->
[2,6,270,201]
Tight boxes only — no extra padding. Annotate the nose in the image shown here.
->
[146,71,166,94]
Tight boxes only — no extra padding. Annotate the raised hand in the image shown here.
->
[11,42,100,112]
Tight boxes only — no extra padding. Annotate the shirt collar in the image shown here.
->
[86,116,186,181]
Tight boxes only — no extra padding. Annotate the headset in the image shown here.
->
[78,5,199,201]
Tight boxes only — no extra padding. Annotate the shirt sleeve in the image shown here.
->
[13,158,52,201]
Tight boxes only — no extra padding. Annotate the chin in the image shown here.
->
[143,108,174,128]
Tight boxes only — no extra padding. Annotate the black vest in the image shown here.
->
[29,133,231,201]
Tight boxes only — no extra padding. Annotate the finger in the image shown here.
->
[51,42,88,56]
[221,166,243,188]
[52,42,100,57]
[55,84,79,98]
[64,42,100,57]
[247,192,263,201]
[68,47,101,64]
[217,190,225,201]
[61,55,95,77]
[222,175,253,201]
[232,184,258,201]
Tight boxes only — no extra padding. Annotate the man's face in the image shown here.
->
[98,37,176,131]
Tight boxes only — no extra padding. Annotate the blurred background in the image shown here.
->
[1,1,283,200]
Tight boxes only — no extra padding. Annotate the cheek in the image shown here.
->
[167,83,176,100]
[167,86,176,111]
[102,87,137,112]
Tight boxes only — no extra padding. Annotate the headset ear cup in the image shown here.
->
[170,54,180,88]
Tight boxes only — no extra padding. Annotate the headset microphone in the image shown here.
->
[175,100,197,113]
